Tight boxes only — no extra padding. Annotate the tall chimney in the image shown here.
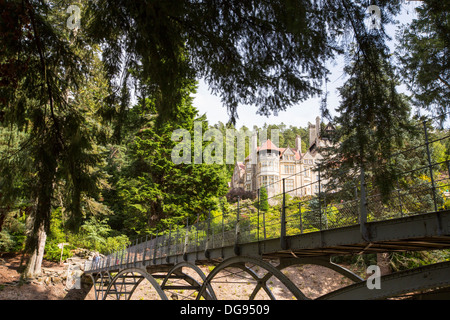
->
[251,127,258,164]
[295,135,302,153]
[316,116,321,140]
[308,122,315,147]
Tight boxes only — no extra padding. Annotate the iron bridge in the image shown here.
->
[84,118,450,300]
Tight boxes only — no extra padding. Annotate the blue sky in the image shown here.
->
[192,2,421,129]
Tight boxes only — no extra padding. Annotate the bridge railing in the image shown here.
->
[86,116,450,273]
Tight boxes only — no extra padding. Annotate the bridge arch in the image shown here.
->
[160,262,217,300]
[197,256,309,300]
[103,268,168,300]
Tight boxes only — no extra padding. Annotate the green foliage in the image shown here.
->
[109,88,229,237]
[390,250,450,272]
[0,230,15,252]
[80,216,112,250]
[0,211,27,253]
[259,187,269,212]
[396,1,449,113]
[44,242,75,262]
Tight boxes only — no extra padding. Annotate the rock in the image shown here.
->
[44,277,52,285]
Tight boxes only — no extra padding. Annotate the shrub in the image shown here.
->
[0,230,15,252]
[44,241,75,262]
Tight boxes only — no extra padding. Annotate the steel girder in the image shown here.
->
[103,268,167,300]
[160,262,217,300]
[90,257,450,300]
[197,256,309,300]
[318,260,450,300]
[194,256,364,300]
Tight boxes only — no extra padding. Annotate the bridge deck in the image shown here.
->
[86,210,450,274]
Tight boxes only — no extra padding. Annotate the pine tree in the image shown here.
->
[0,0,111,277]
[115,85,228,235]
[321,35,415,200]
[396,0,449,114]
[259,187,269,212]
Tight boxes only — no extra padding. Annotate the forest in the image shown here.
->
[0,0,449,280]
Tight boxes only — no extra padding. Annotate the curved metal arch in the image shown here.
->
[226,260,277,300]
[89,273,101,301]
[161,262,217,300]
[90,271,114,301]
[104,268,168,300]
[277,257,364,282]
[318,261,450,300]
[197,256,309,300]
[248,256,364,300]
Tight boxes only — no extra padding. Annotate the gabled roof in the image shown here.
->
[258,139,279,152]
[279,147,301,160]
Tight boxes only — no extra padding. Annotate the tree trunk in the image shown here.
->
[24,146,57,278]
[377,252,391,276]
[24,222,47,278]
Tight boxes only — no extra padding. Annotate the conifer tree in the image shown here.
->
[259,187,269,212]
[0,0,111,277]
[115,88,228,235]
[396,0,449,115]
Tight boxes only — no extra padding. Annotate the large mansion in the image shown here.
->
[230,116,333,197]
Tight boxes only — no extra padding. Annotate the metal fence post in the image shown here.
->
[153,231,159,263]
[120,245,125,268]
[424,121,438,212]
[195,213,199,261]
[299,202,303,234]
[234,196,241,255]
[360,166,369,241]
[175,226,180,263]
[205,209,211,259]
[318,164,322,230]
[166,226,172,263]
[221,210,225,250]
[257,188,261,254]
[126,244,130,268]
[142,235,148,265]
[133,239,138,267]
[183,218,189,261]
[281,178,288,249]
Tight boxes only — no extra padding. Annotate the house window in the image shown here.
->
[285,155,294,161]
[261,176,267,186]
[284,165,294,174]
[261,175,276,187]
[286,179,294,191]
[246,173,251,181]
